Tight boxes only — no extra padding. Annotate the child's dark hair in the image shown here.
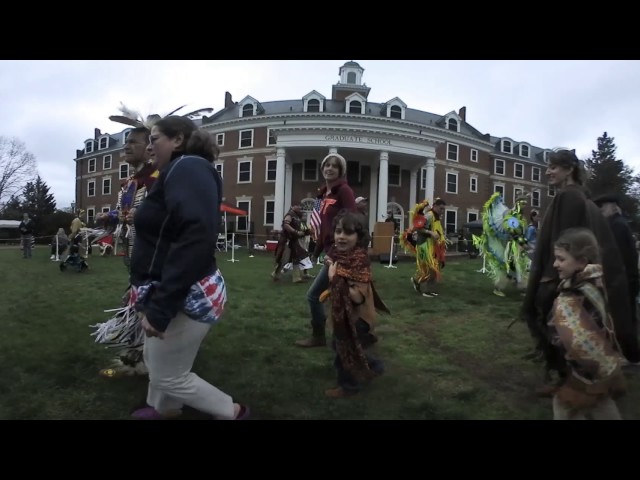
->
[332,210,370,248]
[554,227,601,264]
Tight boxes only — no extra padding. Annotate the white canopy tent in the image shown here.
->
[0,220,20,229]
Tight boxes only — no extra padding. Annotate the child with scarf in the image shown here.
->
[548,227,626,420]
[321,210,390,398]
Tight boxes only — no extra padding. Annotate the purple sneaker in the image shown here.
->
[131,407,165,420]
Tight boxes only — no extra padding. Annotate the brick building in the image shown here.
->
[73,61,555,240]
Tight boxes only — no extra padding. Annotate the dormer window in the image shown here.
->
[345,92,366,114]
[519,144,530,158]
[123,130,131,143]
[349,101,362,114]
[442,112,461,132]
[501,139,513,154]
[384,97,407,120]
[238,95,260,118]
[303,90,325,113]
[307,99,320,112]
[242,104,254,117]
[543,151,551,163]
[85,141,94,154]
[98,136,109,150]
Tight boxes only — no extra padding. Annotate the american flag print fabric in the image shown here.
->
[309,197,322,241]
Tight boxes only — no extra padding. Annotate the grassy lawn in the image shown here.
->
[2,245,640,420]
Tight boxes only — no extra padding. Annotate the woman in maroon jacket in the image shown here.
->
[296,153,356,347]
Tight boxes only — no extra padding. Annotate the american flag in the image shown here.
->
[309,197,322,241]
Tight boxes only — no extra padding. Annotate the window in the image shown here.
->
[87,207,95,224]
[103,155,112,170]
[420,168,427,190]
[467,211,478,223]
[237,160,252,183]
[347,72,356,84]
[532,167,541,182]
[88,180,96,197]
[494,159,505,175]
[548,185,556,197]
[447,118,458,132]
[99,137,109,149]
[267,129,276,146]
[469,175,478,193]
[470,149,478,162]
[242,104,254,117]
[514,163,524,179]
[102,178,111,195]
[303,159,318,182]
[445,210,457,234]
[307,99,321,112]
[389,105,402,119]
[264,199,275,225]
[123,130,131,143]
[119,163,129,179]
[216,133,225,146]
[215,161,223,179]
[519,145,530,157]
[236,200,251,231]
[266,159,277,182]
[85,141,94,154]
[88,158,96,173]
[447,143,459,162]
[501,140,512,154]
[543,151,550,163]
[101,206,111,213]
[349,101,362,114]
[532,190,541,207]
[388,165,401,187]
[513,187,523,205]
[446,172,458,194]
[494,183,505,197]
[239,129,253,149]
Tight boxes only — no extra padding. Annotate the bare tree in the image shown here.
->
[0,136,37,207]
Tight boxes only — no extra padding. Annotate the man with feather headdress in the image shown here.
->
[91,103,212,379]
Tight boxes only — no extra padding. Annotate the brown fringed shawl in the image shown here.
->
[326,247,389,384]
[549,264,626,408]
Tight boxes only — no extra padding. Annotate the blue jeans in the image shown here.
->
[306,264,329,331]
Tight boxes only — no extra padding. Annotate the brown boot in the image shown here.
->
[295,326,326,347]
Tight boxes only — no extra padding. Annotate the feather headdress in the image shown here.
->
[109,102,214,130]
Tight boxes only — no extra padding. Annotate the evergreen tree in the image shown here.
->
[585,132,639,220]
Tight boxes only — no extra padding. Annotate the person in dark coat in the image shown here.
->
[520,150,640,392]
[594,193,639,328]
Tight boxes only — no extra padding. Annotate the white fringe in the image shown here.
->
[89,305,144,349]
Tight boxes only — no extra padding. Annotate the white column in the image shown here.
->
[273,147,286,230]
[425,157,435,203]
[284,162,293,212]
[409,168,418,210]
[377,151,389,223]
[368,161,378,234]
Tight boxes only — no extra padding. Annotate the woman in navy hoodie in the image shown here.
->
[129,115,248,420]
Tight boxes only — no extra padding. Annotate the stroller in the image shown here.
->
[60,235,89,272]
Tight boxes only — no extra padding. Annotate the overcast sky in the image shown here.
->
[1,60,639,209]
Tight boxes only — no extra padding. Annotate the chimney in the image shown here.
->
[458,106,466,121]
[94,128,101,139]
[224,92,234,108]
